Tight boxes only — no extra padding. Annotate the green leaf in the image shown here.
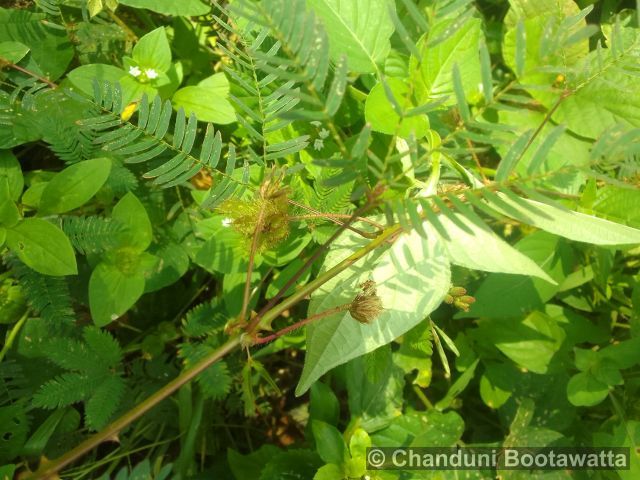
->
[39,158,112,215]
[477,312,566,374]
[132,27,172,73]
[310,382,340,426]
[364,78,429,138]
[172,73,236,124]
[111,192,152,252]
[118,0,210,16]
[258,450,323,480]
[0,8,73,81]
[435,359,479,410]
[6,219,77,276]
[479,364,513,409]
[371,410,464,447]
[459,231,569,319]
[491,194,640,246]
[0,41,28,63]
[423,212,555,282]
[85,375,125,430]
[313,464,344,480]
[67,64,127,97]
[0,179,20,227]
[411,17,482,104]
[346,347,405,431]
[228,445,281,480]
[89,261,145,326]
[306,0,395,73]
[567,371,609,406]
[553,42,640,138]
[312,420,348,465]
[0,150,23,202]
[296,226,450,395]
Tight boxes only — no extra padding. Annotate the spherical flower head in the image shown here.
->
[129,66,142,77]
[145,68,159,79]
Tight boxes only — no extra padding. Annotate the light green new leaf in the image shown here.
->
[172,73,236,124]
[423,212,555,283]
[312,420,348,465]
[132,27,171,73]
[306,0,395,73]
[89,262,145,327]
[111,192,152,252]
[296,226,450,395]
[411,17,482,104]
[39,158,111,215]
[492,194,640,246]
[118,0,209,16]
[6,218,77,276]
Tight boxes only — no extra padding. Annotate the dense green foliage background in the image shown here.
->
[0,0,640,478]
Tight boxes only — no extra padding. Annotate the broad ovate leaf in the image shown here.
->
[306,0,395,73]
[112,192,152,252]
[6,218,77,276]
[39,158,111,215]
[172,73,236,124]
[89,262,145,327]
[132,27,171,73]
[296,227,450,395]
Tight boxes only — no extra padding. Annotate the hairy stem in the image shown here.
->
[254,303,351,345]
[240,200,267,323]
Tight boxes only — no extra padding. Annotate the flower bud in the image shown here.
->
[448,286,467,297]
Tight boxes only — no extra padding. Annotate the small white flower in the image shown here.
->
[318,128,330,139]
[313,138,324,151]
[145,68,159,79]
[310,120,322,127]
[221,218,233,227]
[128,66,141,77]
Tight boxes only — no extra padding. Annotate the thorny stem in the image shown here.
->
[253,303,351,345]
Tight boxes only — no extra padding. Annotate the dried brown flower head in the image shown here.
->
[349,280,383,324]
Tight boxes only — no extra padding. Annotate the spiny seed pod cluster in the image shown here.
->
[444,286,475,312]
[349,280,383,324]
[217,179,290,251]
